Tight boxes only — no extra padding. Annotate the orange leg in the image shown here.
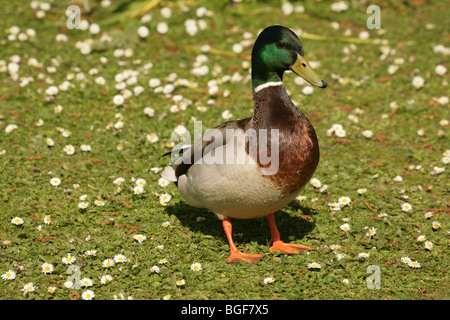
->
[222,218,265,264]
[266,213,314,254]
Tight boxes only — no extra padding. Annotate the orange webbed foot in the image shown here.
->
[226,251,265,264]
[222,218,265,264]
[269,240,314,254]
[266,213,315,255]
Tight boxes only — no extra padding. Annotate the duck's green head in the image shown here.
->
[251,25,327,89]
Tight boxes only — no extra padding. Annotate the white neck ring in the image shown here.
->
[253,81,283,93]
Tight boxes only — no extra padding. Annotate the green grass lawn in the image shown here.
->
[0,0,448,300]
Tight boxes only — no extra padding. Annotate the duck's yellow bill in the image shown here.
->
[290,53,327,88]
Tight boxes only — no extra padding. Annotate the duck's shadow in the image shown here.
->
[164,201,317,247]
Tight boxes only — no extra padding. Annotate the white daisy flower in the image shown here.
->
[135,178,146,187]
[435,64,447,75]
[1,270,16,281]
[50,177,61,186]
[431,221,441,230]
[302,86,314,95]
[46,138,55,146]
[43,215,51,224]
[307,262,321,269]
[190,262,202,272]
[176,279,185,286]
[95,76,106,85]
[331,1,349,12]
[94,200,105,207]
[5,124,18,133]
[133,185,144,195]
[80,144,91,152]
[133,234,147,243]
[63,145,75,155]
[365,227,377,237]
[100,275,113,284]
[437,96,448,105]
[89,23,100,34]
[159,193,172,205]
[417,235,426,242]
[137,25,149,38]
[388,65,399,74]
[158,177,170,187]
[424,241,433,250]
[85,250,97,256]
[102,259,115,268]
[160,7,172,18]
[80,278,94,287]
[150,265,160,273]
[221,110,233,120]
[78,202,89,209]
[338,196,351,206]
[113,94,124,106]
[408,260,421,268]
[113,254,127,263]
[149,78,161,88]
[330,244,341,250]
[412,76,424,89]
[335,128,346,137]
[82,290,95,300]
[310,178,322,188]
[358,252,370,258]
[21,282,35,295]
[144,107,155,117]
[424,212,434,219]
[401,257,412,264]
[11,217,24,225]
[401,203,412,212]
[156,22,169,34]
[146,133,159,143]
[232,43,243,54]
[113,177,125,185]
[62,254,76,265]
[45,86,59,96]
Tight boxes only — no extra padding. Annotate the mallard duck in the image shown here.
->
[162,25,327,263]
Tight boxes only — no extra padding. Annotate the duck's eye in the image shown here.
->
[276,41,286,49]
[302,63,307,67]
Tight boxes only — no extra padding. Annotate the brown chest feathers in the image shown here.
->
[251,85,320,195]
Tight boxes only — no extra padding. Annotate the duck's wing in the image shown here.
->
[161,118,252,182]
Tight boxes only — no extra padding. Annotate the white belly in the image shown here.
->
[177,131,298,220]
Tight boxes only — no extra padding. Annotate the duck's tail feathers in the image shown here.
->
[162,145,190,159]
[161,165,177,182]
